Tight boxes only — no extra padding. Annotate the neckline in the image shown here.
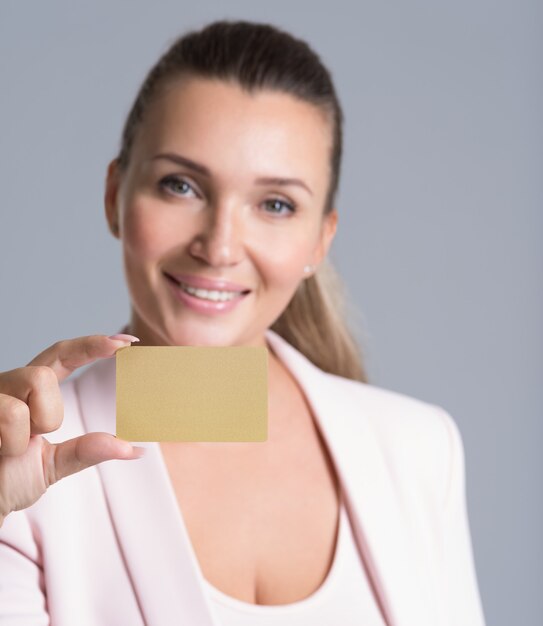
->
[204,490,346,613]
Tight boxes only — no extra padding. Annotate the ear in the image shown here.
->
[313,208,338,265]
[104,158,121,239]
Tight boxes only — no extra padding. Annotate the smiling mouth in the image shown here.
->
[163,272,251,302]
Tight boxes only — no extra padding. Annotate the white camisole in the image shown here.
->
[203,492,387,625]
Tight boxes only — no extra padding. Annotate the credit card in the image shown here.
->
[115,345,268,442]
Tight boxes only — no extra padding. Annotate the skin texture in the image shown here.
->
[0,334,145,528]
[104,76,338,352]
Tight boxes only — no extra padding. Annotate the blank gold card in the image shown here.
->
[116,345,268,442]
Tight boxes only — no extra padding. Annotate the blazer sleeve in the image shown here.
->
[437,407,487,626]
[0,510,49,625]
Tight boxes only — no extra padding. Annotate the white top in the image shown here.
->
[203,493,386,625]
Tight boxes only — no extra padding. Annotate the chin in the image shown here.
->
[165,319,243,347]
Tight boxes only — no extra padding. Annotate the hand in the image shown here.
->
[0,333,144,526]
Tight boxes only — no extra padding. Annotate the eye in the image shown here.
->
[158,175,198,198]
[263,197,296,216]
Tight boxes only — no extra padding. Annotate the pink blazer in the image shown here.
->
[0,329,486,625]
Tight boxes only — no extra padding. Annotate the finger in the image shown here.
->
[0,366,63,436]
[26,333,139,382]
[0,393,30,456]
[42,432,145,486]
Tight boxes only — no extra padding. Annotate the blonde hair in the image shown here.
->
[271,257,368,383]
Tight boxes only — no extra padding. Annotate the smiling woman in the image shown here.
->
[104,74,353,359]
[0,18,486,626]
[103,21,367,381]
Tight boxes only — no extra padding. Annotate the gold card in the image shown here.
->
[115,345,268,442]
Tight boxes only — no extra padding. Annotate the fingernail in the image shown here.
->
[108,333,140,343]
[132,446,146,458]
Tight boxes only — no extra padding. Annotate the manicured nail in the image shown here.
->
[132,446,146,458]
[108,333,140,343]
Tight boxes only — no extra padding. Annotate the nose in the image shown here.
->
[188,202,245,268]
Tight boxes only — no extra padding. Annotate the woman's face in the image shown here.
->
[105,77,338,347]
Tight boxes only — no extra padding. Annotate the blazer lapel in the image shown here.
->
[74,328,437,626]
[265,329,438,626]
[74,353,221,626]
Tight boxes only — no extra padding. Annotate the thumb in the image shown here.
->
[42,432,145,487]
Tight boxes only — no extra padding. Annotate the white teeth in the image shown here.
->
[178,281,243,302]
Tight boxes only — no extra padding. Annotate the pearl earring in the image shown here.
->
[303,264,314,274]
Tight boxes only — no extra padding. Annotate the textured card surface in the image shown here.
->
[115,345,268,442]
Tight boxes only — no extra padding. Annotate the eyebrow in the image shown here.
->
[149,152,313,197]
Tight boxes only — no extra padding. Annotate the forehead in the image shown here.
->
[132,77,332,195]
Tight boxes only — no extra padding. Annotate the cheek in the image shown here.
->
[122,199,185,261]
[255,231,313,290]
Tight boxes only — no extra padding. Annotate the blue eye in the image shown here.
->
[159,175,197,197]
[264,198,296,216]
[158,176,296,216]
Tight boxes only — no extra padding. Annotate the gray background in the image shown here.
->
[1,1,541,624]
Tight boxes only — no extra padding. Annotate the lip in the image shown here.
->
[163,272,250,315]
[163,272,251,293]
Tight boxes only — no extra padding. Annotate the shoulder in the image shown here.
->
[321,371,460,508]
[323,369,455,439]
[269,325,458,490]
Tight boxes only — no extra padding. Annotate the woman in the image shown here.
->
[0,20,486,626]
